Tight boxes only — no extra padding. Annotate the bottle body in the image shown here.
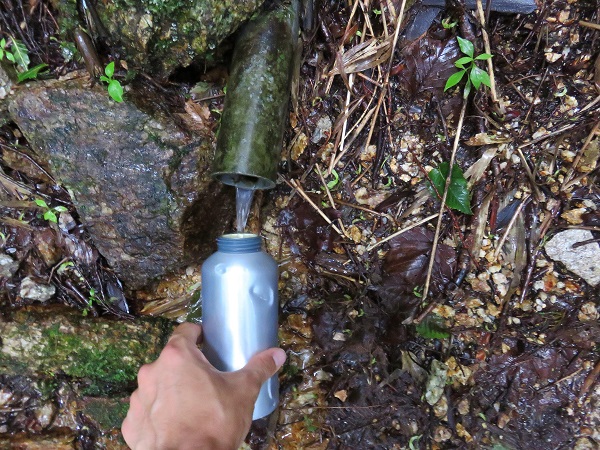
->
[201,233,279,420]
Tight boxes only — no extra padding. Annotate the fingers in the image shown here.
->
[237,348,286,389]
[168,322,203,346]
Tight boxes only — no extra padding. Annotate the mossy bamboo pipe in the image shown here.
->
[212,0,299,190]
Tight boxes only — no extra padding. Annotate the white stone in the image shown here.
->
[544,230,600,287]
[19,276,56,302]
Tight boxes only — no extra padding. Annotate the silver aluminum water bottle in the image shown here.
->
[201,233,279,420]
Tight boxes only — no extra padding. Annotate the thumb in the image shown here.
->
[238,348,286,388]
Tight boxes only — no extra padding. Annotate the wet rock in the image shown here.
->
[0,305,173,394]
[55,0,265,77]
[0,253,19,279]
[0,431,76,449]
[544,229,600,287]
[19,277,56,302]
[8,74,233,289]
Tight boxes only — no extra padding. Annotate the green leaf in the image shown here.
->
[456,36,474,58]
[11,39,30,70]
[454,56,473,69]
[427,162,472,214]
[6,52,15,63]
[415,314,450,339]
[17,63,48,83]
[43,210,58,223]
[0,38,5,49]
[0,48,3,60]
[475,53,493,60]
[99,75,110,83]
[105,61,115,78]
[471,66,491,88]
[444,69,466,91]
[108,79,124,102]
[34,199,48,208]
[54,205,68,213]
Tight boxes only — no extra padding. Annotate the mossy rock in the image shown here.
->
[0,305,173,394]
[52,0,265,77]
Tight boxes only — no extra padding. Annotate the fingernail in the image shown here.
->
[272,348,287,368]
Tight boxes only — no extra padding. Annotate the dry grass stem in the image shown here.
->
[422,99,468,301]
[476,0,498,103]
[367,213,439,251]
[561,120,600,189]
[493,194,531,259]
[579,20,600,30]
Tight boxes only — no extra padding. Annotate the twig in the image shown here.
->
[579,359,600,402]
[315,164,348,236]
[422,99,468,301]
[286,179,344,237]
[561,120,600,190]
[475,0,498,103]
[366,214,438,251]
[516,148,544,202]
[518,123,577,149]
[493,194,531,259]
[579,20,600,31]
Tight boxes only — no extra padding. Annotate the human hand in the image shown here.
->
[121,322,286,450]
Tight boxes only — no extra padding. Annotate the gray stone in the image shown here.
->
[19,276,56,302]
[545,229,600,287]
[0,254,18,279]
[8,74,233,290]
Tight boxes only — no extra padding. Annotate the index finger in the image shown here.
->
[167,322,203,346]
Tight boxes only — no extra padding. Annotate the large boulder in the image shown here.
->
[53,0,265,77]
[8,74,233,290]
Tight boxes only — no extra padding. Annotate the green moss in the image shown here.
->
[83,397,130,430]
[42,325,138,384]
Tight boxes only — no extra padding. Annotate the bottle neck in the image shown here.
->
[217,233,262,253]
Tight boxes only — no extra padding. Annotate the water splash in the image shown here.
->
[236,187,255,233]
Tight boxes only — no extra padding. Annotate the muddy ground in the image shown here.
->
[1,0,599,449]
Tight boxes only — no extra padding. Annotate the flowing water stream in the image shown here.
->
[236,187,255,233]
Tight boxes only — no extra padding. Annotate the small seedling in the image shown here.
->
[83,288,99,316]
[35,199,68,223]
[327,168,340,189]
[0,38,16,64]
[100,61,124,102]
[442,17,457,29]
[445,36,492,98]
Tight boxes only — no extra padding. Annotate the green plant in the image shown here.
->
[409,435,422,450]
[18,64,48,83]
[35,199,68,223]
[445,36,492,98]
[100,62,124,102]
[83,288,99,316]
[427,162,472,214]
[1,37,48,82]
[415,314,450,339]
[442,17,457,29]
[327,168,340,189]
[0,38,16,64]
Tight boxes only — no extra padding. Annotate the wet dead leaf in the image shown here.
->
[379,227,457,302]
[397,36,459,98]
